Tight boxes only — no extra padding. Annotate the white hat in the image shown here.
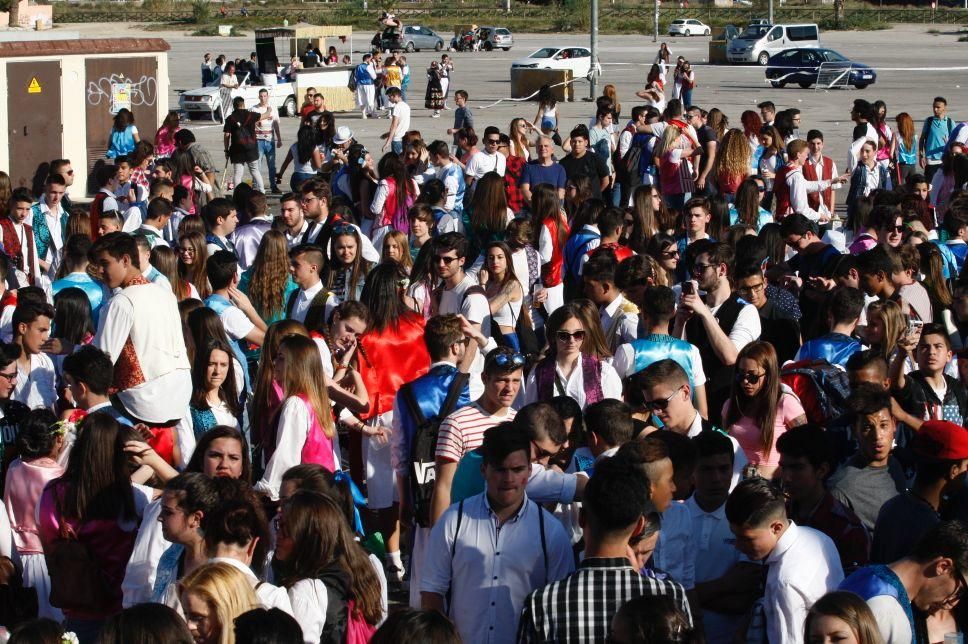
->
[333,126,354,145]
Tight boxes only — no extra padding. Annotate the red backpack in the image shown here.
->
[780,359,852,424]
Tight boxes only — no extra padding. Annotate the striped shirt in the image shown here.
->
[516,557,693,643]
[435,402,517,463]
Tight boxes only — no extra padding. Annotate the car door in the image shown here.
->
[772,49,800,78]
[570,48,591,78]
[800,50,821,80]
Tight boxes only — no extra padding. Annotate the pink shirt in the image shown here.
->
[724,392,806,468]
[3,457,64,554]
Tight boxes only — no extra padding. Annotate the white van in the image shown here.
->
[727,23,820,65]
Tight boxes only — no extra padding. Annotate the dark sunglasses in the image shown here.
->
[485,138,501,144]
[885,225,905,233]
[556,329,586,343]
[643,386,684,411]
[488,353,526,368]
[435,255,459,265]
[532,440,564,460]
[736,371,765,384]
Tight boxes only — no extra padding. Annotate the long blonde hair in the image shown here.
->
[279,334,335,438]
[655,125,682,158]
[178,562,258,644]
[247,229,291,320]
[717,128,752,181]
[866,299,905,363]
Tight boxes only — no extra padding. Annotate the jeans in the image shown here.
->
[232,159,265,192]
[392,140,403,155]
[291,171,316,192]
[682,88,693,107]
[258,139,277,188]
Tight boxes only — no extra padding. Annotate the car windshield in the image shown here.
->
[529,48,559,59]
[821,49,848,62]
[739,25,770,39]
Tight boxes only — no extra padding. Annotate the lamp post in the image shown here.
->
[654,0,660,42]
[589,0,599,99]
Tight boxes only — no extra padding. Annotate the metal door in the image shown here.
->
[85,57,159,189]
[7,61,62,189]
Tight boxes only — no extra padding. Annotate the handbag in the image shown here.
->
[45,501,114,612]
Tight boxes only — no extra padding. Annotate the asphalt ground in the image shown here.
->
[70,22,968,202]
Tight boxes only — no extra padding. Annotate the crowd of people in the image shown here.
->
[1,42,968,644]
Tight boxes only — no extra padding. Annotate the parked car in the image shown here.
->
[765,47,876,89]
[668,19,711,37]
[511,46,601,80]
[477,26,514,51]
[728,23,821,65]
[379,25,444,52]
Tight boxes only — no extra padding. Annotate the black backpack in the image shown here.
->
[401,373,469,527]
[780,359,852,424]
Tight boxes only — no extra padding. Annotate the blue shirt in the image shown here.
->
[519,160,567,190]
[795,332,862,368]
[921,116,954,162]
[52,273,110,324]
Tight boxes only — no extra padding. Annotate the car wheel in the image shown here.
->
[770,79,786,88]
[684,29,691,36]
[187,111,204,121]
[757,51,770,66]
[854,83,869,90]
[502,47,510,51]
[484,42,493,51]
[798,81,812,89]
[405,41,415,52]
[435,40,443,51]
[706,28,711,35]
[281,96,297,117]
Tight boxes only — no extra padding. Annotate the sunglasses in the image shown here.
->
[736,371,766,384]
[661,249,680,259]
[332,224,356,235]
[485,138,501,144]
[556,329,586,343]
[489,352,526,368]
[435,255,459,265]
[643,386,684,411]
[885,225,905,233]
[532,440,564,460]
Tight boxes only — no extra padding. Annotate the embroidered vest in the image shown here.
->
[189,406,218,439]
[534,353,604,406]
[803,156,833,211]
[773,164,795,217]
[839,565,915,644]
[563,228,600,282]
[203,294,252,392]
[0,219,36,285]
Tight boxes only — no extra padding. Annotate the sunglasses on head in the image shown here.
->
[556,329,586,343]
[488,353,526,369]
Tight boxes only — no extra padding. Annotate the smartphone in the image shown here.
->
[682,280,696,296]
[907,318,924,337]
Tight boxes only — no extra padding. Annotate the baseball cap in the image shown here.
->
[911,420,968,462]
[333,126,354,145]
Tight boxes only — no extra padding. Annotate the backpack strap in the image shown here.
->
[400,382,426,427]
[440,373,470,419]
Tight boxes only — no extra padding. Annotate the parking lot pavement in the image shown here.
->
[73,22,967,192]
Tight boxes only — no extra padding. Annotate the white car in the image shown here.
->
[180,73,298,122]
[668,19,712,37]
[510,46,602,80]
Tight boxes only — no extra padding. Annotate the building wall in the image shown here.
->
[0,50,168,199]
[0,1,53,29]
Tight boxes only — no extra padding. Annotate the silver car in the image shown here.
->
[478,26,514,51]
[395,25,445,52]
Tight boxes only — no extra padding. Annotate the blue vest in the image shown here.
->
[52,273,108,323]
[947,241,968,275]
[796,333,862,368]
[563,228,600,281]
[839,565,915,644]
[204,294,251,392]
[206,234,235,256]
[189,406,218,439]
[452,448,485,503]
[30,203,68,264]
[354,64,374,86]
[394,364,471,459]
[439,163,465,215]
[628,334,698,391]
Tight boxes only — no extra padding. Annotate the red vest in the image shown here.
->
[0,218,36,285]
[803,156,833,211]
[773,164,795,218]
[541,215,570,288]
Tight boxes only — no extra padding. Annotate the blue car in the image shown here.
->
[765,47,876,89]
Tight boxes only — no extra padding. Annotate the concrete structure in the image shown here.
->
[0,37,169,199]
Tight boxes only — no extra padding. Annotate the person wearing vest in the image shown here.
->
[675,240,761,427]
[390,314,474,607]
[355,53,378,119]
[2,189,40,287]
[563,222,600,301]
[286,244,339,333]
[846,140,893,225]
[429,140,466,216]
[203,198,240,257]
[840,520,968,644]
[298,178,380,266]
[524,302,623,411]
[533,184,571,316]
[136,198,172,250]
[370,166,417,253]
[803,130,838,215]
[204,251,266,396]
[777,139,850,224]
[70,233,191,465]
[615,285,709,419]
[90,164,121,239]
[583,249,639,355]
[32,175,69,280]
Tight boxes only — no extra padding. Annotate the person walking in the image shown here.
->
[252,89,282,194]
[425,61,445,119]
[223,97,268,192]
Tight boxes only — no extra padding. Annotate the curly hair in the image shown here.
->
[717,128,752,183]
[247,229,291,320]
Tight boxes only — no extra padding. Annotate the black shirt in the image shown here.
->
[757,299,802,365]
[223,109,260,164]
[696,124,717,178]
[559,152,609,198]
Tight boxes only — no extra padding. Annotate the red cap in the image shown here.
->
[912,421,968,461]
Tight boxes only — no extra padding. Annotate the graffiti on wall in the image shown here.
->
[86,73,157,108]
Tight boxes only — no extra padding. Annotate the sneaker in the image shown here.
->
[361,112,368,120]
[269,186,281,195]
[432,111,441,118]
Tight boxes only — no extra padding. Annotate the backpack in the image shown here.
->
[401,373,470,527]
[780,359,852,424]
[347,71,357,92]
[45,503,115,612]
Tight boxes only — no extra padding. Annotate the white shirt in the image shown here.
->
[867,594,914,644]
[438,273,495,399]
[210,557,292,614]
[653,500,696,590]
[0,221,38,286]
[290,280,324,325]
[682,412,747,490]
[466,150,507,179]
[526,463,582,504]
[708,299,761,354]
[420,493,575,644]
[289,553,388,643]
[215,301,255,343]
[685,495,746,644]
[435,162,462,212]
[13,353,56,410]
[763,522,845,644]
[522,355,623,410]
[390,101,411,142]
[122,498,168,608]
[600,294,639,349]
[174,400,240,471]
[251,105,279,141]
[37,200,65,278]
[255,397,338,501]
[786,165,833,222]
[232,217,273,270]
